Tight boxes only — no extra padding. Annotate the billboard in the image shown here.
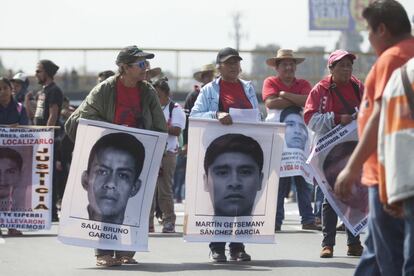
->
[309,0,371,31]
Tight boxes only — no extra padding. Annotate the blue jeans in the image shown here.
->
[321,198,360,247]
[354,228,380,276]
[355,186,404,276]
[403,196,414,275]
[276,176,315,226]
[173,154,186,201]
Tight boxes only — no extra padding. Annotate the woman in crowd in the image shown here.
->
[0,77,29,237]
[303,50,364,258]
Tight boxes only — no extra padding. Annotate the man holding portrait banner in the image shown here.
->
[58,119,167,253]
[0,126,54,231]
[189,46,283,262]
[62,45,167,266]
[183,119,284,253]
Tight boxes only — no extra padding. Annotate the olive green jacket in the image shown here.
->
[65,75,167,141]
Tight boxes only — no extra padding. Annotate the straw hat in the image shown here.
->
[146,67,162,79]
[266,49,305,67]
[193,64,216,82]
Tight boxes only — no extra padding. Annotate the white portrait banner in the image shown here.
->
[58,119,167,251]
[184,118,285,243]
[307,121,368,236]
[0,126,54,230]
[266,107,313,183]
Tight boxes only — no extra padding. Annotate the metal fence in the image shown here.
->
[0,47,377,101]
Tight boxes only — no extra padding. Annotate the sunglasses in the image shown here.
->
[130,60,147,69]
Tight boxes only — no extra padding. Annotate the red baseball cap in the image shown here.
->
[328,50,356,67]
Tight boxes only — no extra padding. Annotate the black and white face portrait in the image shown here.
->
[280,106,308,150]
[81,133,145,224]
[323,141,368,213]
[0,146,33,212]
[0,152,22,200]
[203,134,264,217]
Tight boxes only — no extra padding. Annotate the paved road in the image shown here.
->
[0,202,363,276]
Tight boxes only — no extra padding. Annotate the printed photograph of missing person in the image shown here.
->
[81,133,145,225]
[0,146,32,211]
[280,106,308,151]
[203,134,264,217]
[323,141,368,218]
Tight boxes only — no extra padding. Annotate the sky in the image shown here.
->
[1,0,413,77]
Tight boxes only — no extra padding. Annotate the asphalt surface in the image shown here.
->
[0,202,363,276]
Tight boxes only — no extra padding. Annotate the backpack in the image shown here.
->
[168,100,176,122]
[16,102,23,114]
[329,80,361,115]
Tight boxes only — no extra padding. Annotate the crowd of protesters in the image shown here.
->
[1,0,413,274]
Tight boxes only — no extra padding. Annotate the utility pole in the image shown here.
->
[230,11,247,51]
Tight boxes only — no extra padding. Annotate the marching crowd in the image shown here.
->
[1,0,414,274]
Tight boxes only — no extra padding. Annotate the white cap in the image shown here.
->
[11,72,28,82]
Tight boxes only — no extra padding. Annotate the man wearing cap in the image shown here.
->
[65,45,166,267]
[10,72,29,104]
[191,48,258,124]
[190,47,259,263]
[262,49,319,232]
[10,72,36,124]
[304,49,364,258]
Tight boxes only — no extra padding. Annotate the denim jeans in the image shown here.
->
[173,154,186,201]
[321,198,360,247]
[403,196,414,275]
[276,176,315,226]
[353,228,380,276]
[355,186,404,276]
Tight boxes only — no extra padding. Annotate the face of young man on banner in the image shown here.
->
[284,113,308,150]
[0,158,21,200]
[324,145,368,213]
[204,152,263,217]
[82,147,141,224]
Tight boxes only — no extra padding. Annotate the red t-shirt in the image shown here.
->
[331,81,361,124]
[262,76,311,101]
[219,80,252,112]
[113,80,143,127]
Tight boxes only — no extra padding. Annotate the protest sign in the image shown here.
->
[58,119,167,251]
[184,118,284,243]
[0,126,54,230]
[308,121,368,236]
